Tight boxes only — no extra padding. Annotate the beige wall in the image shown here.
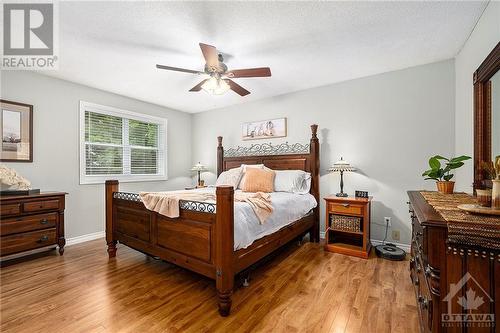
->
[1,71,193,239]
[192,60,456,247]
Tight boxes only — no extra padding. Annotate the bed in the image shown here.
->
[105,124,320,316]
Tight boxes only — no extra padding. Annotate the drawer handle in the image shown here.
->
[40,219,49,225]
[418,296,429,310]
[38,235,49,243]
[342,203,350,208]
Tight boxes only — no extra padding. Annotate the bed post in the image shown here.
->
[105,180,119,258]
[310,124,320,243]
[217,136,224,177]
[215,185,234,316]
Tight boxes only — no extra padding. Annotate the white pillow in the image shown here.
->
[298,172,312,194]
[274,170,311,194]
[238,164,265,189]
[216,167,243,188]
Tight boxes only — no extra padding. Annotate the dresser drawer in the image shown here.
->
[23,199,60,213]
[0,203,21,217]
[1,228,57,256]
[1,213,57,236]
[416,257,433,331]
[328,202,363,215]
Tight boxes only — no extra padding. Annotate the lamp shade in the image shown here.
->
[328,157,355,172]
[191,162,208,172]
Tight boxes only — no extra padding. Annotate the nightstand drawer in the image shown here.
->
[328,202,363,215]
[1,213,57,236]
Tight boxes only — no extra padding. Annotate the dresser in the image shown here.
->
[1,192,66,259]
[408,191,499,333]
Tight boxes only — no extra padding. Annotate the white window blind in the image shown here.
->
[80,101,167,184]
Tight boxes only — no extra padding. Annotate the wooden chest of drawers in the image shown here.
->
[0,192,66,259]
[408,191,499,333]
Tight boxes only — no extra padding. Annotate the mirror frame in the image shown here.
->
[473,42,500,191]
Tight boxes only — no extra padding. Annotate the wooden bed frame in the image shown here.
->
[105,124,320,316]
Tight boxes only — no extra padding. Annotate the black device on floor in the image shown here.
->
[374,243,406,261]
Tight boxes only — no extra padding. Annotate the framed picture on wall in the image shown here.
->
[242,118,287,141]
[0,100,33,162]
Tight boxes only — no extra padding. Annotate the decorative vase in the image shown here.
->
[492,179,500,209]
[476,189,492,207]
[436,181,455,194]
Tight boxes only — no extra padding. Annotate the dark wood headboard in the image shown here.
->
[216,124,320,240]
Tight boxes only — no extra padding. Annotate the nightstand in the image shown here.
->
[324,196,371,259]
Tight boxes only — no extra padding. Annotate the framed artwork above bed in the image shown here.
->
[242,117,286,141]
[0,100,33,162]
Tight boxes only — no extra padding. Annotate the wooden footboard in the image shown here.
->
[105,124,320,316]
[106,181,236,315]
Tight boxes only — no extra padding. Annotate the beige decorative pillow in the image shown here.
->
[215,167,243,188]
[238,164,265,189]
[241,168,275,193]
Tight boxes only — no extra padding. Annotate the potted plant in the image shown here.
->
[422,155,471,194]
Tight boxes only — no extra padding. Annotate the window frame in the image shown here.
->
[79,101,168,185]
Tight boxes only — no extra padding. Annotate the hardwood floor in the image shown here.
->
[0,239,418,333]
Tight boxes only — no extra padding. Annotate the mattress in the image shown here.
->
[191,187,318,250]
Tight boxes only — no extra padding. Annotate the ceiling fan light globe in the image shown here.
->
[201,77,230,95]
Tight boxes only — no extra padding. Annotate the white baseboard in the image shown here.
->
[66,231,104,246]
[319,232,410,252]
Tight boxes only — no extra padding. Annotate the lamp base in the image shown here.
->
[336,192,348,197]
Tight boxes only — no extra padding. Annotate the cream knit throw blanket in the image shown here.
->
[139,190,273,224]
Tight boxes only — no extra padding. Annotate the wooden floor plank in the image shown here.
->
[0,239,418,333]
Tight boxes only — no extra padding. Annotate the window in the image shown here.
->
[79,101,167,184]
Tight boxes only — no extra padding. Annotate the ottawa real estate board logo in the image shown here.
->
[2,2,58,69]
[442,272,495,329]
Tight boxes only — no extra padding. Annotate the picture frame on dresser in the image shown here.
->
[0,99,33,163]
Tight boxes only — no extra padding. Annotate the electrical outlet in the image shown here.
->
[384,217,392,227]
[392,230,400,241]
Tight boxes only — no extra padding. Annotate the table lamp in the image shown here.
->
[328,157,355,197]
[191,162,208,187]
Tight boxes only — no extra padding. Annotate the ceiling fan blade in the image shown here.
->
[199,43,220,70]
[225,79,250,96]
[189,79,208,92]
[225,67,271,78]
[156,64,202,75]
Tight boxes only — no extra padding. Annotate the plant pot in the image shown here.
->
[436,181,455,194]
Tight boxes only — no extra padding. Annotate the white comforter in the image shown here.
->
[190,187,317,250]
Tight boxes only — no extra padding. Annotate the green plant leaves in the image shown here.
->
[443,174,454,181]
[447,161,464,170]
[422,154,470,182]
[449,155,471,163]
[429,157,441,170]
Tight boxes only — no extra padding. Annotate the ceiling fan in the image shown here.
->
[156,43,271,96]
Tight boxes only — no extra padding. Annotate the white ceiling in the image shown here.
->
[43,1,487,113]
